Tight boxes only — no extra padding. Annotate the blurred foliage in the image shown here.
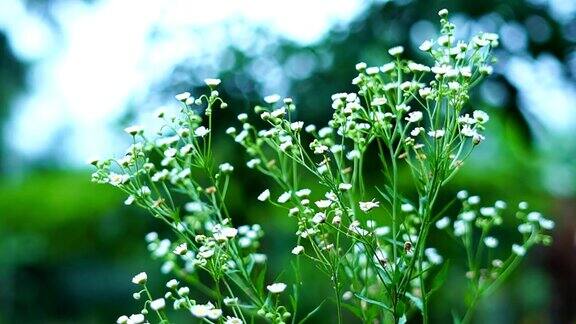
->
[1,0,575,323]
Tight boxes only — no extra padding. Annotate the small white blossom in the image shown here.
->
[264,94,281,104]
[257,189,270,201]
[204,78,221,86]
[292,245,304,255]
[174,243,188,255]
[267,282,287,293]
[219,163,234,173]
[175,92,191,101]
[473,110,490,124]
[166,279,179,289]
[484,236,499,248]
[512,244,526,256]
[128,314,145,324]
[428,129,445,138]
[339,183,352,191]
[435,216,450,229]
[406,111,423,123]
[277,191,291,203]
[419,39,433,51]
[194,126,210,137]
[150,298,166,311]
[359,200,380,212]
[388,46,404,56]
[124,125,143,136]
[131,272,147,285]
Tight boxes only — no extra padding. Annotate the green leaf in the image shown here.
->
[354,294,392,312]
[451,311,462,324]
[399,314,407,324]
[297,299,326,324]
[405,292,423,312]
[427,260,450,298]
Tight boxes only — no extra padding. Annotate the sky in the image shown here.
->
[0,0,374,165]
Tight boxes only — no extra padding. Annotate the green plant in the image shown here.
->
[91,9,553,324]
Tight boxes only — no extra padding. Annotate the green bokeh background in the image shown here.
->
[1,0,575,323]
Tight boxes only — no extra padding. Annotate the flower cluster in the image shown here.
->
[93,9,553,324]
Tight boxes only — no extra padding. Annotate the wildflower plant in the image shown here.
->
[92,10,554,324]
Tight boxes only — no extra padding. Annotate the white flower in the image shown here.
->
[264,94,281,104]
[401,203,414,213]
[117,315,129,324]
[131,272,147,285]
[174,243,188,255]
[318,127,333,138]
[164,147,177,158]
[150,298,166,311]
[178,287,190,296]
[292,245,305,255]
[194,126,210,137]
[124,125,144,136]
[428,129,445,138]
[191,304,211,318]
[315,200,332,209]
[512,244,526,256]
[425,248,443,265]
[371,97,387,106]
[237,113,248,122]
[277,191,291,203]
[347,150,361,160]
[454,220,466,236]
[175,92,191,101]
[124,195,135,206]
[235,130,248,143]
[312,212,327,224]
[473,110,489,124]
[355,62,367,71]
[518,223,533,234]
[468,196,480,205]
[166,279,179,289]
[246,158,261,169]
[438,8,448,16]
[435,216,450,229]
[457,190,469,200]
[257,189,270,201]
[527,211,542,222]
[204,78,221,86]
[419,39,433,51]
[305,124,316,133]
[208,308,223,320]
[461,211,476,222]
[405,111,423,123]
[417,88,431,99]
[219,163,234,173]
[380,62,395,73]
[484,236,499,248]
[339,183,352,191]
[267,282,287,293]
[539,218,555,230]
[295,188,311,197]
[495,200,507,209]
[225,316,243,324]
[145,232,158,242]
[359,200,379,212]
[366,66,380,75]
[291,121,304,131]
[461,125,477,137]
[109,173,129,186]
[221,227,238,238]
[480,207,496,217]
[128,314,145,324]
[388,46,404,56]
